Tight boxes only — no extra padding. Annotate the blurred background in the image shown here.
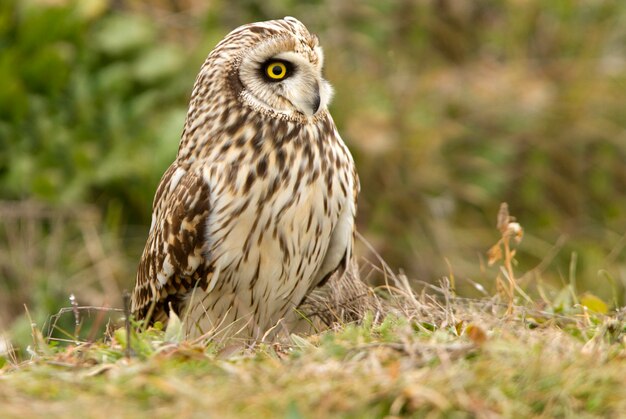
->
[1,0,626,345]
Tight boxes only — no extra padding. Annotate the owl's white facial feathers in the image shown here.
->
[274,51,334,117]
[237,33,332,120]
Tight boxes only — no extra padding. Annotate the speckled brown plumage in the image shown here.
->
[131,17,359,340]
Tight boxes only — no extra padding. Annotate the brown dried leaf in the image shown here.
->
[496,202,510,233]
[487,243,503,266]
[465,323,487,345]
[504,221,524,243]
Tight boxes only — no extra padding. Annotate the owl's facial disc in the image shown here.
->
[238,44,333,119]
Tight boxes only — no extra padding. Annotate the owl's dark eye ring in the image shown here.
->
[262,60,293,81]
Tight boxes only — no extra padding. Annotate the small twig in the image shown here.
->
[69,294,81,342]
[123,291,133,359]
[46,306,124,340]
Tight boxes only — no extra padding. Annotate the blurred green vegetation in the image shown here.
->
[1,0,626,334]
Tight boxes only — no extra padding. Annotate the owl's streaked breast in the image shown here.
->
[182,119,354,338]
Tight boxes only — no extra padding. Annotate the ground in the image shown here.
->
[1,274,625,418]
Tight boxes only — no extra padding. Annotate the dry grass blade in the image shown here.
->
[487,203,526,314]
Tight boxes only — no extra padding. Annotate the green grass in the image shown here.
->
[2,277,625,418]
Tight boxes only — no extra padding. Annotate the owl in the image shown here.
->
[131,17,359,340]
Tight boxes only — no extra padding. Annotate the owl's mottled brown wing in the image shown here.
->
[131,163,213,323]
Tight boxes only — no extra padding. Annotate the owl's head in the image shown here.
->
[200,17,333,122]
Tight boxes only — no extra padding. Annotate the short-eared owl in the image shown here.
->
[131,17,359,340]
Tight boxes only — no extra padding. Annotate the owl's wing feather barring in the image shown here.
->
[132,163,213,324]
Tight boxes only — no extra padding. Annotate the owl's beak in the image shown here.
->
[292,81,323,117]
[302,84,320,116]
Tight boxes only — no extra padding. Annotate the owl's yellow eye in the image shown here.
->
[265,61,288,80]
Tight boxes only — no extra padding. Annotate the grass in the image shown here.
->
[2,211,626,418]
[1,292,625,418]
